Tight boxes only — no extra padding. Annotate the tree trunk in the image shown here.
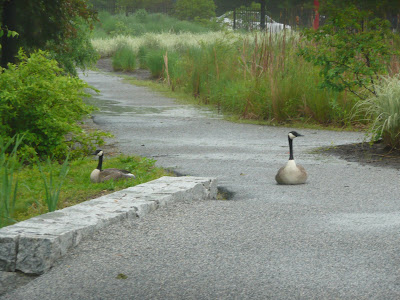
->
[1,0,18,68]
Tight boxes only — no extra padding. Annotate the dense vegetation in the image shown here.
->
[91,4,399,137]
[0,1,170,228]
[91,12,354,125]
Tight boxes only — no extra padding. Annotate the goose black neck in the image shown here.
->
[97,155,103,171]
[288,136,294,160]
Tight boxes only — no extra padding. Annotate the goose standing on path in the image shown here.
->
[275,131,308,185]
[90,150,136,183]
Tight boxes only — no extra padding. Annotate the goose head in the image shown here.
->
[288,131,303,140]
[93,149,104,157]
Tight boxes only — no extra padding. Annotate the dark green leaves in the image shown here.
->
[298,4,398,100]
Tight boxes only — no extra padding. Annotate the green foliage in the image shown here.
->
[174,0,216,22]
[0,26,18,45]
[0,50,108,161]
[112,43,136,71]
[299,4,399,100]
[47,19,99,76]
[0,135,23,227]
[37,156,70,212]
[353,75,400,148]
[93,10,212,38]
[134,9,148,23]
[0,0,97,67]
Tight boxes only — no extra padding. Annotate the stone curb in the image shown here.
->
[0,176,217,275]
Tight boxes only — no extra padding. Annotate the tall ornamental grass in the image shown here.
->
[92,31,246,58]
[353,75,400,148]
[163,32,356,124]
[92,31,357,125]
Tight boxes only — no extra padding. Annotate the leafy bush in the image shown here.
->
[112,43,136,71]
[353,75,400,148]
[299,4,398,100]
[47,19,99,76]
[0,50,108,161]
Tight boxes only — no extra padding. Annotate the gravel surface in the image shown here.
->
[2,67,400,300]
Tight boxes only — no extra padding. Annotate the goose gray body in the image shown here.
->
[275,131,307,185]
[90,150,135,183]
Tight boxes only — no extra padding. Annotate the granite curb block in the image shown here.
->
[0,176,217,275]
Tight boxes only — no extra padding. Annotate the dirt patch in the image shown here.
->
[322,140,400,170]
[95,59,400,170]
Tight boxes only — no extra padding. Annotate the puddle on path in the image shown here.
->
[85,96,221,119]
[85,98,166,115]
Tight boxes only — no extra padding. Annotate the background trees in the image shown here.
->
[0,0,97,71]
[0,0,107,160]
[174,0,216,21]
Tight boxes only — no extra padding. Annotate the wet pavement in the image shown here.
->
[2,70,400,299]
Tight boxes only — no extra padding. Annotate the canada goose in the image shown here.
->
[275,131,307,185]
[90,150,135,183]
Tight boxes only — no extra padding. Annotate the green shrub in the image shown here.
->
[47,19,99,76]
[112,43,136,71]
[0,50,108,161]
[353,75,400,148]
[299,4,398,100]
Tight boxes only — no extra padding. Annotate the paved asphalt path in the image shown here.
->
[3,71,400,299]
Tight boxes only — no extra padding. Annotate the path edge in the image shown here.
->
[0,176,217,275]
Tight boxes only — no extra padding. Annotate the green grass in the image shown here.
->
[2,154,169,228]
[112,43,136,71]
